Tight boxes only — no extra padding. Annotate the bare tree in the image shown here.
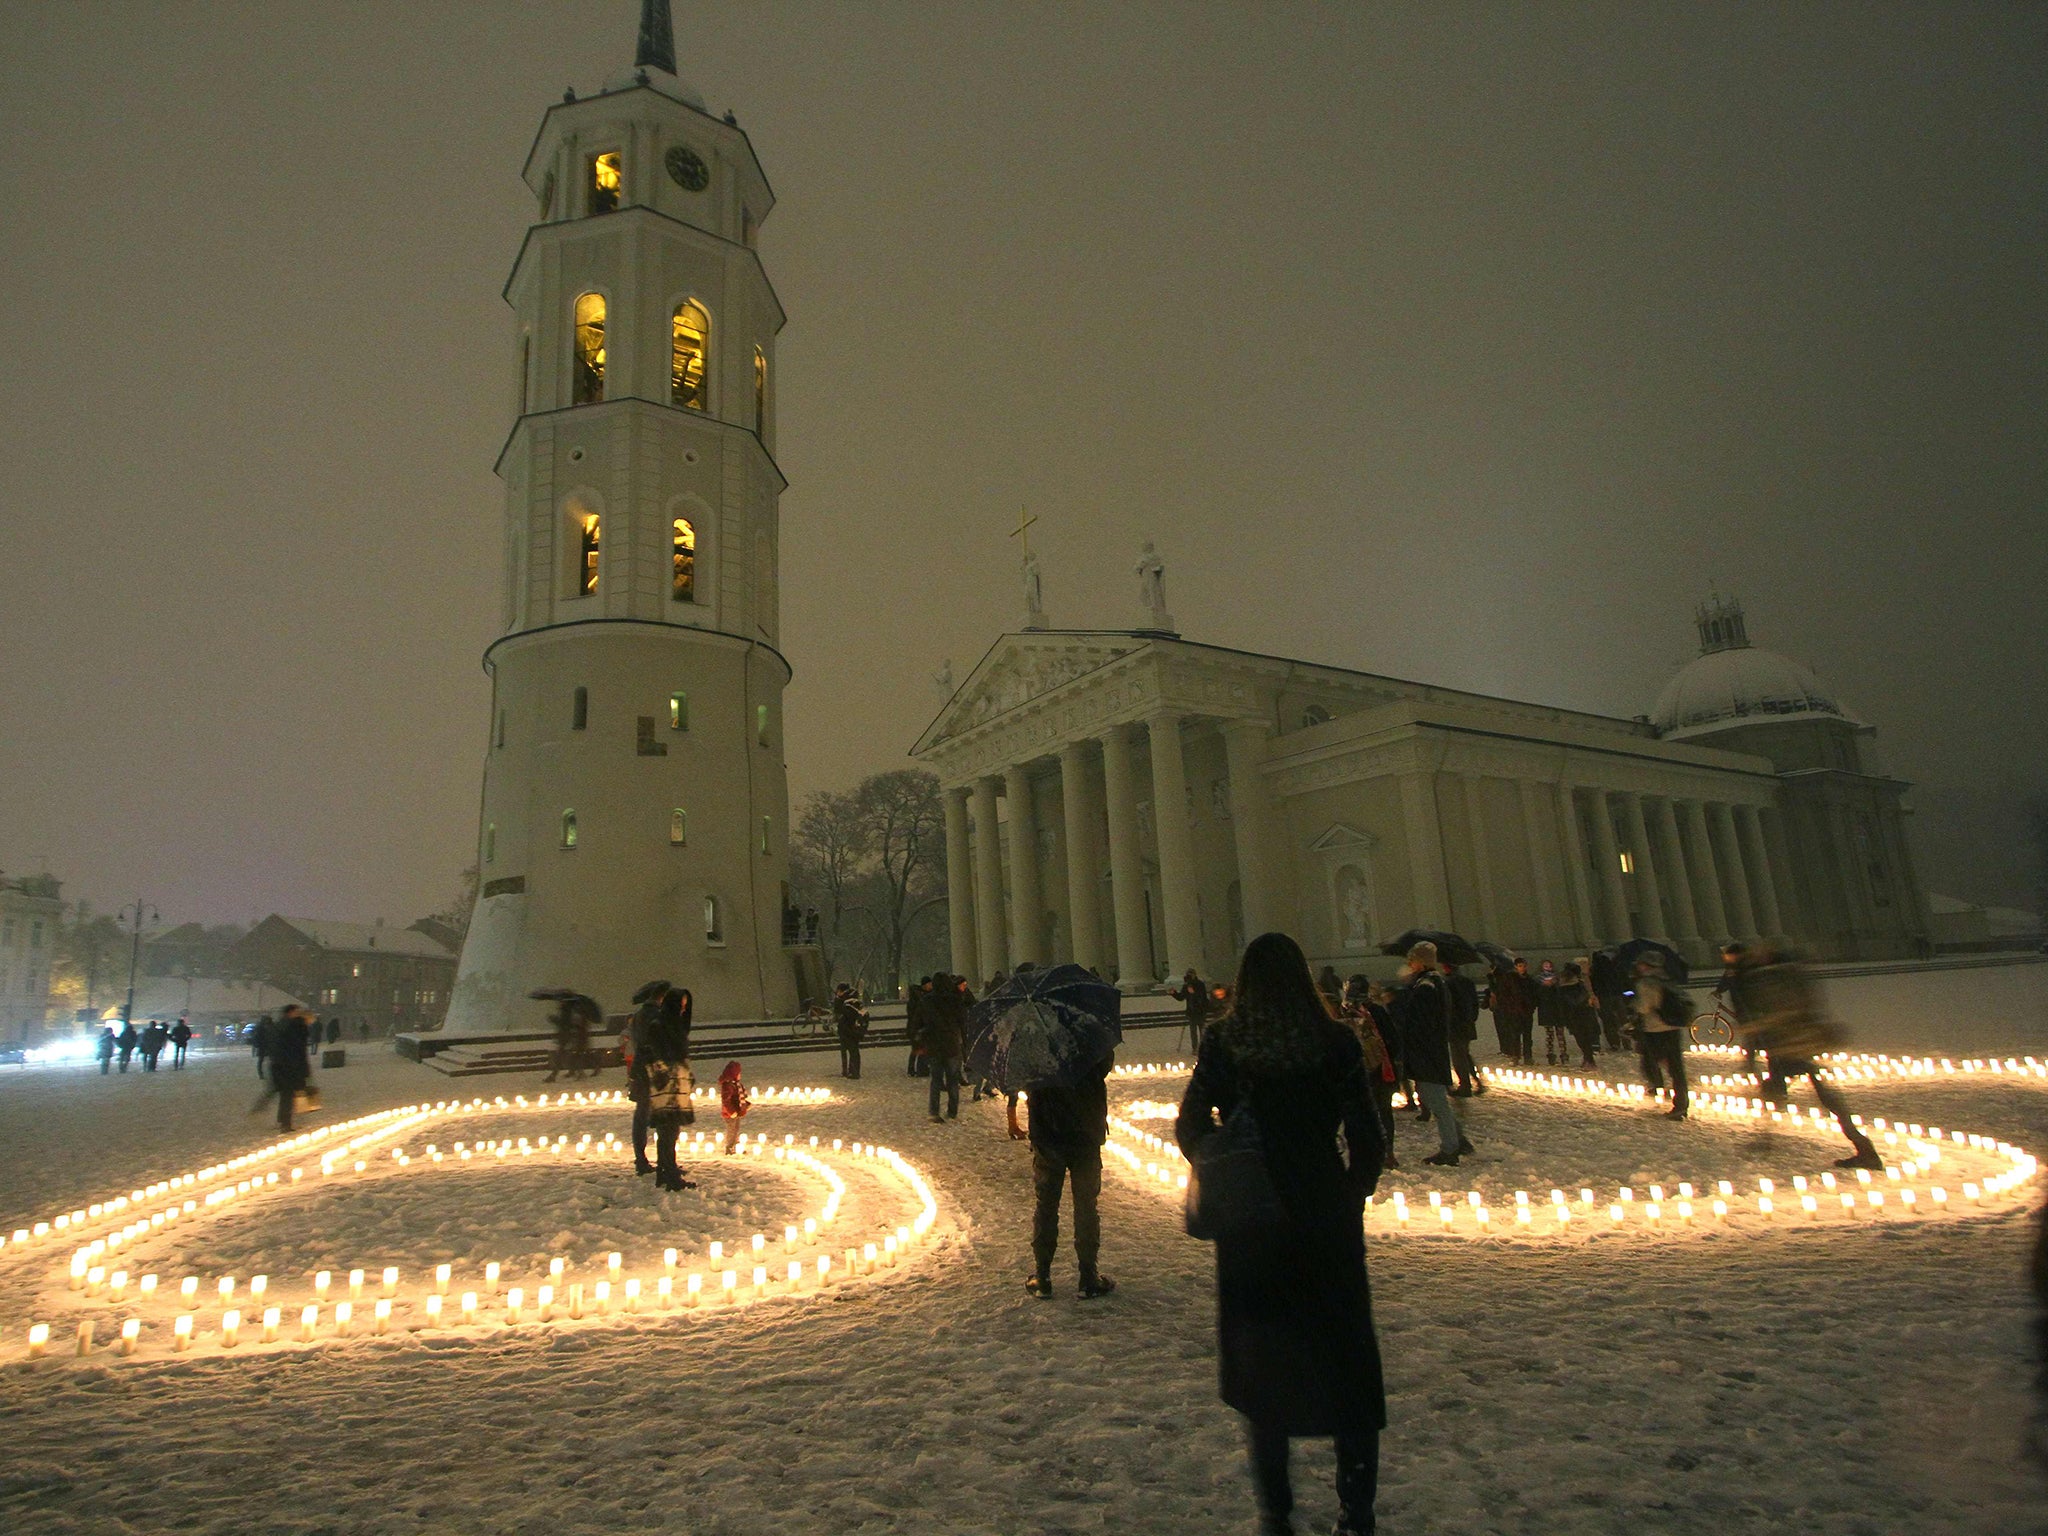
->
[790,769,950,995]
[54,907,126,1014]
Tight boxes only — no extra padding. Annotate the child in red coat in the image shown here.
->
[718,1060,749,1153]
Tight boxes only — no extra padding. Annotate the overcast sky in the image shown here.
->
[1,1,2042,927]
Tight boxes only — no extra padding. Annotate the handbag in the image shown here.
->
[1183,1099,1290,1242]
[647,1061,696,1126]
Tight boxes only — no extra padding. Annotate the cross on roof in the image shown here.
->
[1009,506,1039,555]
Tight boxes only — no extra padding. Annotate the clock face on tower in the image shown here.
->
[665,145,710,192]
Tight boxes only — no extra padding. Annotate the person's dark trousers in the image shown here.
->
[99,1057,110,1075]
[118,1050,132,1073]
[840,1043,861,1078]
[632,1099,652,1167]
[654,1119,682,1186]
[1188,1018,1203,1054]
[928,1058,961,1118]
[1449,1037,1480,1093]
[276,1082,299,1132]
[1519,1020,1537,1063]
[1247,1420,1378,1533]
[1368,1076,1397,1152]
[1030,1146,1102,1277]
[907,1045,923,1076]
[1601,1006,1625,1052]
[173,1044,187,1068]
[1638,1031,1690,1115]
[1765,1059,1875,1155]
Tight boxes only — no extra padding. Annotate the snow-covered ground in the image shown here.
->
[2,983,2045,1535]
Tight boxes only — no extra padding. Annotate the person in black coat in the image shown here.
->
[270,1007,312,1131]
[1024,1048,1115,1299]
[906,977,932,1076]
[170,1019,192,1068]
[1176,932,1386,1536]
[644,988,697,1192]
[115,1020,138,1072]
[624,988,666,1175]
[1170,968,1211,1054]
[833,984,867,1078]
[923,975,968,1121]
[1443,964,1483,1095]
[1392,942,1472,1166]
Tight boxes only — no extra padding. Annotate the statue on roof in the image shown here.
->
[1136,540,1176,634]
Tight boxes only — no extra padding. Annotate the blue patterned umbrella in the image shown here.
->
[964,964,1122,1093]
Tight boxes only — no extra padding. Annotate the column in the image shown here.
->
[1100,724,1152,988]
[1736,804,1784,941]
[1221,721,1282,939]
[1003,765,1044,966]
[1679,800,1728,943]
[1518,780,1561,946]
[1650,798,1701,943]
[969,776,1008,980]
[1617,792,1664,937]
[1058,743,1103,971]
[1760,807,1801,941]
[943,786,978,980]
[1706,803,1757,940]
[1588,791,1631,940]
[1147,714,1204,979]
[1398,771,1452,928]
[1555,783,1600,946]
[1457,773,1498,939]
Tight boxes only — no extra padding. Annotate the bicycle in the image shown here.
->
[1688,1001,1738,1049]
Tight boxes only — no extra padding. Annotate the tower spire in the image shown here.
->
[635,0,677,75]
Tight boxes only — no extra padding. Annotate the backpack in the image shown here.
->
[1184,1098,1290,1243]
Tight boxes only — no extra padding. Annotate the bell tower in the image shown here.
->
[443,0,798,1033]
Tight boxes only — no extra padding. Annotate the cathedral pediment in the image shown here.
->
[916,634,1147,752]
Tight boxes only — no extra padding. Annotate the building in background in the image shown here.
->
[914,584,1929,986]
[0,874,63,1041]
[444,2,801,1034]
[226,917,455,1037]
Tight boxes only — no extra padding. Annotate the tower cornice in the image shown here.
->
[500,203,787,331]
[481,617,793,685]
[491,396,787,490]
[517,83,776,214]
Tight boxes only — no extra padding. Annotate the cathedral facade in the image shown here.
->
[913,593,1929,986]
[444,7,799,1032]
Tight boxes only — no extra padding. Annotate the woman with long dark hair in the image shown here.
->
[1176,933,1387,1536]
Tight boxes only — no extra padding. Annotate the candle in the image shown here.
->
[119,1318,140,1356]
[484,1262,501,1291]
[181,1275,199,1301]
[506,1287,524,1324]
[625,1278,641,1312]
[314,1271,331,1300]
[348,1269,364,1299]
[549,1257,565,1281]
[787,1261,802,1287]
[382,1267,399,1296]
[222,1310,242,1347]
[262,1307,281,1342]
[75,1320,94,1357]
[607,1253,622,1280]
[657,1276,674,1308]
[27,1321,50,1358]
[435,1263,451,1294]
[335,1302,352,1337]
[569,1283,584,1319]
[709,1242,723,1263]
[174,1314,194,1351]
[140,1274,157,1298]
[300,1305,318,1341]
[721,1270,737,1299]
[817,1255,832,1283]
[537,1285,554,1320]
[593,1281,611,1315]
[686,1274,702,1306]
[425,1295,442,1323]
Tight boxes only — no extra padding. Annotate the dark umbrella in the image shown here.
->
[1472,939,1518,969]
[964,963,1122,1094]
[529,988,584,1003]
[1379,928,1483,968]
[630,980,673,1006]
[1613,938,1690,984]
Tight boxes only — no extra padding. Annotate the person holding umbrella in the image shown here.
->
[1024,1043,1118,1299]
[1175,933,1386,1536]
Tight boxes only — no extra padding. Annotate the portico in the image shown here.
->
[913,625,1920,990]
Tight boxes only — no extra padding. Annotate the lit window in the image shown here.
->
[562,810,578,849]
[669,692,689,731]
[351,964,361,979]
[572,293,606,404]
[484,823,497,864]
[672,519,696,601]
[1619,850,1634,875]
[753,346,767,429]
[669,809,687,846]
[572,686,588,730]
[704,895,722,943]
[578,514,600,595]
[756,703,769,746]
[589,151,621,215]
[671,300,709,410]
[760,815,771,855]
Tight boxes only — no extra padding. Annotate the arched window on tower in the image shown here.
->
[753,346,767,430]
[577,513,601,595]
[671,300,709,410]
[672,518,696,601]
[588,151,621,215]
[573,293,606,404]
[561,810,579,849]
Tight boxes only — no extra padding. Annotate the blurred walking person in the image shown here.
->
[170,1018,192,1068]
[1741,946,1883,1169]
[95,1025,114,1075]
[1176,933,1386,1536]
[1630,955,1690,1120]
[269,1006,313,1132]
[115,1019,137,1073]
[1558,961,1600,1068]
[140,1020,167,1072]
[1443,963,1484,1096]
[251,1014,275,1079]
[923,973,967,1122]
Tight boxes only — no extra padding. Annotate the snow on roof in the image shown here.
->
[275,918,455,960]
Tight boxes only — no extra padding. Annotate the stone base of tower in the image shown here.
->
[438,622,799,1036]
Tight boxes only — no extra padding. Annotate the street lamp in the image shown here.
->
[119,899,159,1028]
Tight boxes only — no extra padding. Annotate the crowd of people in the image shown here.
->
[92,1017,194,1074]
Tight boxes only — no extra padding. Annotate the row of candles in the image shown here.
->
[3,1084,835,1260]
[22,1134,940,1363]
[1099,1065,2036,1238]
[1680,1047,2047,1088]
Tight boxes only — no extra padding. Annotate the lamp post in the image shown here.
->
[119,899,158,1027]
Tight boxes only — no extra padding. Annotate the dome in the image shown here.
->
[1651,596,1855,738]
